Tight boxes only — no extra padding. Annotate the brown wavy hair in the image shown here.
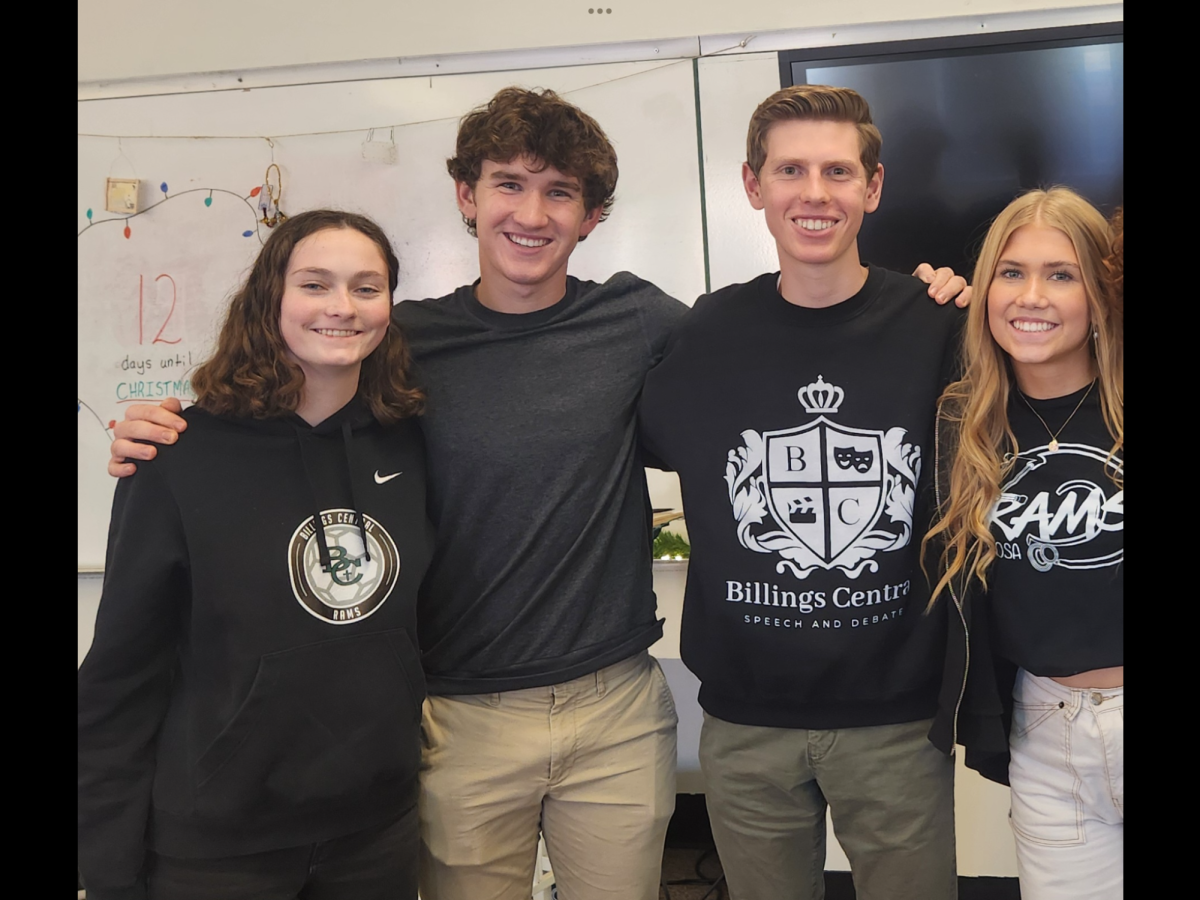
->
[923,187,1121,607]
[191,209,424,424]
[447,87,618,239]
[745,85,882,179]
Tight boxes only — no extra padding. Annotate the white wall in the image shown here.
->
[80,1,1109,83]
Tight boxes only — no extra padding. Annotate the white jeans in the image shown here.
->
[1008,669,1123,900]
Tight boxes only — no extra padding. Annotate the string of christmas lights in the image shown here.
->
[78,180,274,434]
[80,184,268,241]
[78,398,116,437]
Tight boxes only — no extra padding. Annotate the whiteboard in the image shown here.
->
[78,58,707,570]
[696,52,783,288]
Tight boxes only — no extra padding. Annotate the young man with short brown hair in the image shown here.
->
[639,84,966,900]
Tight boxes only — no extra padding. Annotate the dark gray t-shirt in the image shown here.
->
[393,273,689,693]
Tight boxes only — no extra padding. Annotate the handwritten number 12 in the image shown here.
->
[138,274,182,345]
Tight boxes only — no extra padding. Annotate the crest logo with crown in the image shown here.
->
[724,376,921,579]
[798,375,844,413]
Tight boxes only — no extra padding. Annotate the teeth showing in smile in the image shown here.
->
[1012,321,1056,333]
[795,218,834,231]
[314,329,358,337]
[507,234,551,248]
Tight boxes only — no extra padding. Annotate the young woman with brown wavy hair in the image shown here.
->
[191,209,424,424]
[925,188,1123,900]
[79,210,432,900]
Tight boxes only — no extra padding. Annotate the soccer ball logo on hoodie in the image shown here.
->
[287,509,401,623]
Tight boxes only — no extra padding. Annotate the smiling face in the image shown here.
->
[987,223,1095,395]
[278,227,392,384]
[743,119,882,278]
[456,156,602,311]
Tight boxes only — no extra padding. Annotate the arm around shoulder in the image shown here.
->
[912,263,973,307]
[108,398,189,478]
[632,280,691,362]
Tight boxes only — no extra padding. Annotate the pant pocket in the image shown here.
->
[650,657,680,726]
[1008,706,1084,846]
[1012,700,1061,739]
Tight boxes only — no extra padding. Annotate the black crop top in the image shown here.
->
[987,383,1123,676]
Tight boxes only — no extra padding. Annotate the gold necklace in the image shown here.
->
[1017,379,1097,452]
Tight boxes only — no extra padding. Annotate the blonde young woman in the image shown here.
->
[924,188,1123,899]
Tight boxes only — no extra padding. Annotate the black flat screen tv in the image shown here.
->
[779,23,1123,280]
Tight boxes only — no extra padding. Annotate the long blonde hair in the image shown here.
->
[923,187,1122,606]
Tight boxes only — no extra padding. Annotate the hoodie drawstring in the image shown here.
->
[293,416,372,573]
[341,420,371,563]
[296,426,333,571]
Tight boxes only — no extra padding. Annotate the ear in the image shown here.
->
[455,180,478,220]
[578,205,603,239]
[864,163,884,214]
[742,162,765,211]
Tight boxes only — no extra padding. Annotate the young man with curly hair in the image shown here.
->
[398,87,687,900]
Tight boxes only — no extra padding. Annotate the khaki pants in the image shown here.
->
[700,713,956,900]
[418,652,678,900]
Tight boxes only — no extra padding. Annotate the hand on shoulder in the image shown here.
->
[108,398,188,478]
[912,263,973,308]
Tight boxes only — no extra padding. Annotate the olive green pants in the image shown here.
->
[699,713,957,900]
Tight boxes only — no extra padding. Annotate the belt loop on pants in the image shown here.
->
[596,665,607,699]
[1062,690,1082,721]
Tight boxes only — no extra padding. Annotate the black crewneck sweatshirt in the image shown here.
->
[640,266,965,728]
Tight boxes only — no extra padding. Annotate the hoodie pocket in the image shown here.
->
[192,629,424,821]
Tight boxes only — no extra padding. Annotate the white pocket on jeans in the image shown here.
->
[1009,705,1084,846]
[1012,701,1061,739]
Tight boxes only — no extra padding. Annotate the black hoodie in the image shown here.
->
[78,397,433,900]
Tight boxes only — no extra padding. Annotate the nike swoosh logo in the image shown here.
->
[374,470,403,484]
